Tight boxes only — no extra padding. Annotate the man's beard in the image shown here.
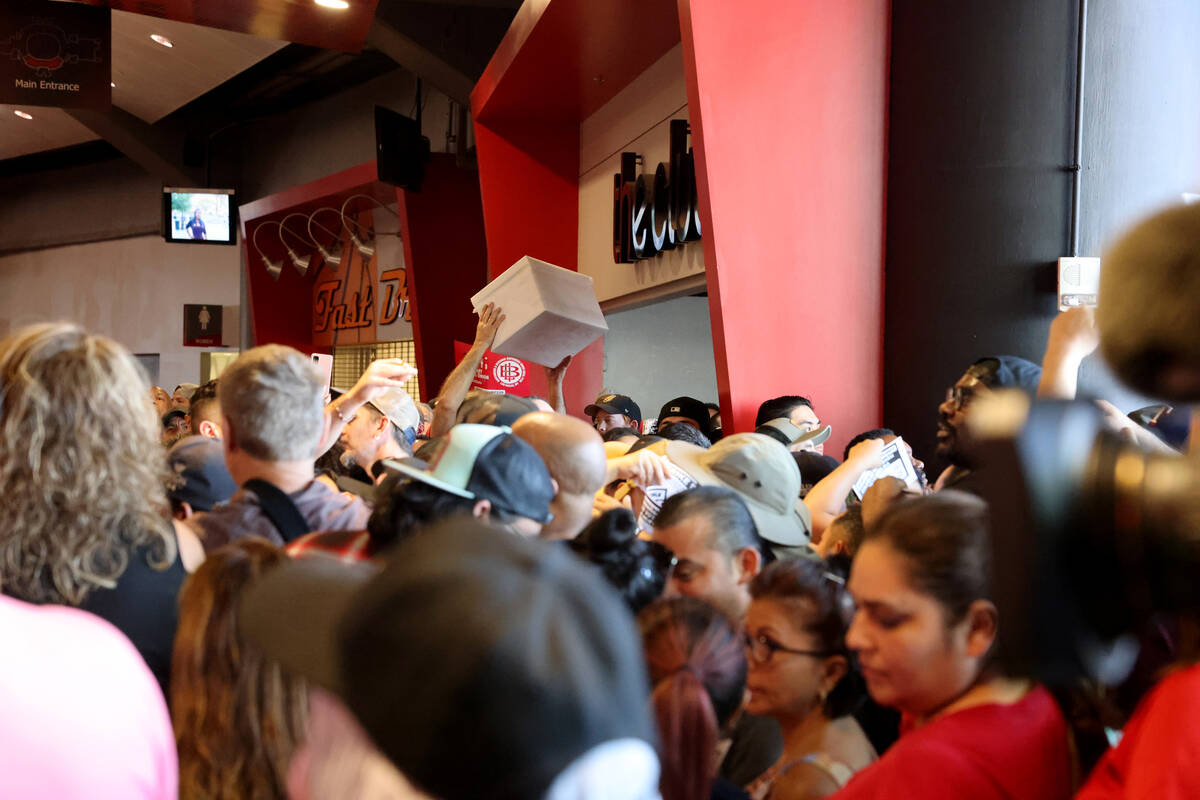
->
[936,417,971,467]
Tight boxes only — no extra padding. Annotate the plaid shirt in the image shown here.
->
[286,529,375,564]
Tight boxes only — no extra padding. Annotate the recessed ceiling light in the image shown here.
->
[150,34,173,47]
[14,110,33,120]
[315,0,350,8]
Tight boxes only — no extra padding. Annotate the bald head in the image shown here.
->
[512,412,607,540]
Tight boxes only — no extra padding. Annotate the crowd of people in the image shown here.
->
[1,206,1198,799]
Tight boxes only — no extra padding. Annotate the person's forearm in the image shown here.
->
[547,375,566,415]
[317,392,371,455]
[803,459,873,539]
[430,344,487,437]
[1038,348,1083,399]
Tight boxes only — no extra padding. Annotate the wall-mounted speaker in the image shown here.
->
[375,105,430,192]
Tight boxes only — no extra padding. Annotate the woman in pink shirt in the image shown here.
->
[0,594,177,799]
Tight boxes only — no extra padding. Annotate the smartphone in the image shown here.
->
[311,353,333,403]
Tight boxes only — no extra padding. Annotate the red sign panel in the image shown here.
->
[453,341,533,396]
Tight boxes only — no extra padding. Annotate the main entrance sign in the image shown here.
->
[612,119,702,263]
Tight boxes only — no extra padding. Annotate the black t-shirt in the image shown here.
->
[710,777,751,800]
[80,541,186,699]
[719,712,784,786]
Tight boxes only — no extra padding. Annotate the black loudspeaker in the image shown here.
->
[375,105,430,192]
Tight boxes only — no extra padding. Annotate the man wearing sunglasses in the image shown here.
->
[934,355,1042,490]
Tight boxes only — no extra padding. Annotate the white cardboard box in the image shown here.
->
[471,256,608,366]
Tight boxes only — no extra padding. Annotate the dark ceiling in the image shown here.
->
[0,0,520,179]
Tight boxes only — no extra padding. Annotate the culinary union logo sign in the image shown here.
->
[493,357,527,388]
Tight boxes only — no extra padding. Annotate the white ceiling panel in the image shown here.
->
[0,11,287,162]
[111,10,287,124]
[0,105,100,160]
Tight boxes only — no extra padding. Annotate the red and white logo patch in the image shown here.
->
[493,357,527,388]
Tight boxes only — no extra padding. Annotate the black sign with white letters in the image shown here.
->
[0,1,111,110]
[613,119,702,263]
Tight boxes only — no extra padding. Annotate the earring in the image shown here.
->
[818,688,828,706]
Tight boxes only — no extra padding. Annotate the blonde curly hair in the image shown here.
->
[0,322,176,604]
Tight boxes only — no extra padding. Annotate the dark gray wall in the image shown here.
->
[209,68,455,202]
[884,0,1200,469]
[0,157,160,253]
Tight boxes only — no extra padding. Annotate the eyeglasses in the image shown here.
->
[944,385,979,412]
[743,632,839,665]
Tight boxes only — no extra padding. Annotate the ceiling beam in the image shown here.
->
[367,17,476,106]
[65,106,202,186]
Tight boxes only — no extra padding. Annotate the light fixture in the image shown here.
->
[14,110,33,120]
[339,194,402,258]
[314,0,351,8]
[110,81,116,88]
[150,34,174,48]
[252,222,285,281]
[307,207,345,268]
[279,214,316,276]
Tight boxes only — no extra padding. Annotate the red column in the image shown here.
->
[679,0,890,449]
[398,154,489,400]
[473,120,603,416]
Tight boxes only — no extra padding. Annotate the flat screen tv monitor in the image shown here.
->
[163,187,237,245]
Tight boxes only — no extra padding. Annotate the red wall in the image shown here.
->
[679,0,890,448]
[473,116,603,414]
[239,161,491,401]
[399,154,489,400]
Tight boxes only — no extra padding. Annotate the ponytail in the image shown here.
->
[651,668,719,800]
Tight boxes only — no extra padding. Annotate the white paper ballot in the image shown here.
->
[849,437,921,502]
[638,466,701,533]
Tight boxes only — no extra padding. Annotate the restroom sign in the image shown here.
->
[184,304,223,347]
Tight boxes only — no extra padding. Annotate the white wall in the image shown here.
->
[0,235,240,391]
[577,44,705,305]
[602,295,718,421]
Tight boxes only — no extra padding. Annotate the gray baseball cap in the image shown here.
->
[665,433,813,547]
[755,418,833,449]
[367,387,420,435]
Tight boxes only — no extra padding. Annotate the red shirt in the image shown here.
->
[833,686,1071,800]
[1077,664,1200,800]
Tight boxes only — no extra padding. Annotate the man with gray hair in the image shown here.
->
[186,345,371,550]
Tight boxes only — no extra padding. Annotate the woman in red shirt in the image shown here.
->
[833,491,1073,800]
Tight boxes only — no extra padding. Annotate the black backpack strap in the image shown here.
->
[243,478,310,543]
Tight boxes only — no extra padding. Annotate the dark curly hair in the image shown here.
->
[569,508,673,613]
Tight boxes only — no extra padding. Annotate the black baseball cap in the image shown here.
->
[383,424,555,523]
[161,408,188,427]
[165,435,237,512]
[585,394,642,425]
[238,516,657,800]
[457,392,538,428]
[657,396,710,431]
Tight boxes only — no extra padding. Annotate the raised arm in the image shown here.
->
[803,438,885,542]
[543,355,572,415]
[1038,306,1099,400]
[430,302,505,437]
[320,358,419,455]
